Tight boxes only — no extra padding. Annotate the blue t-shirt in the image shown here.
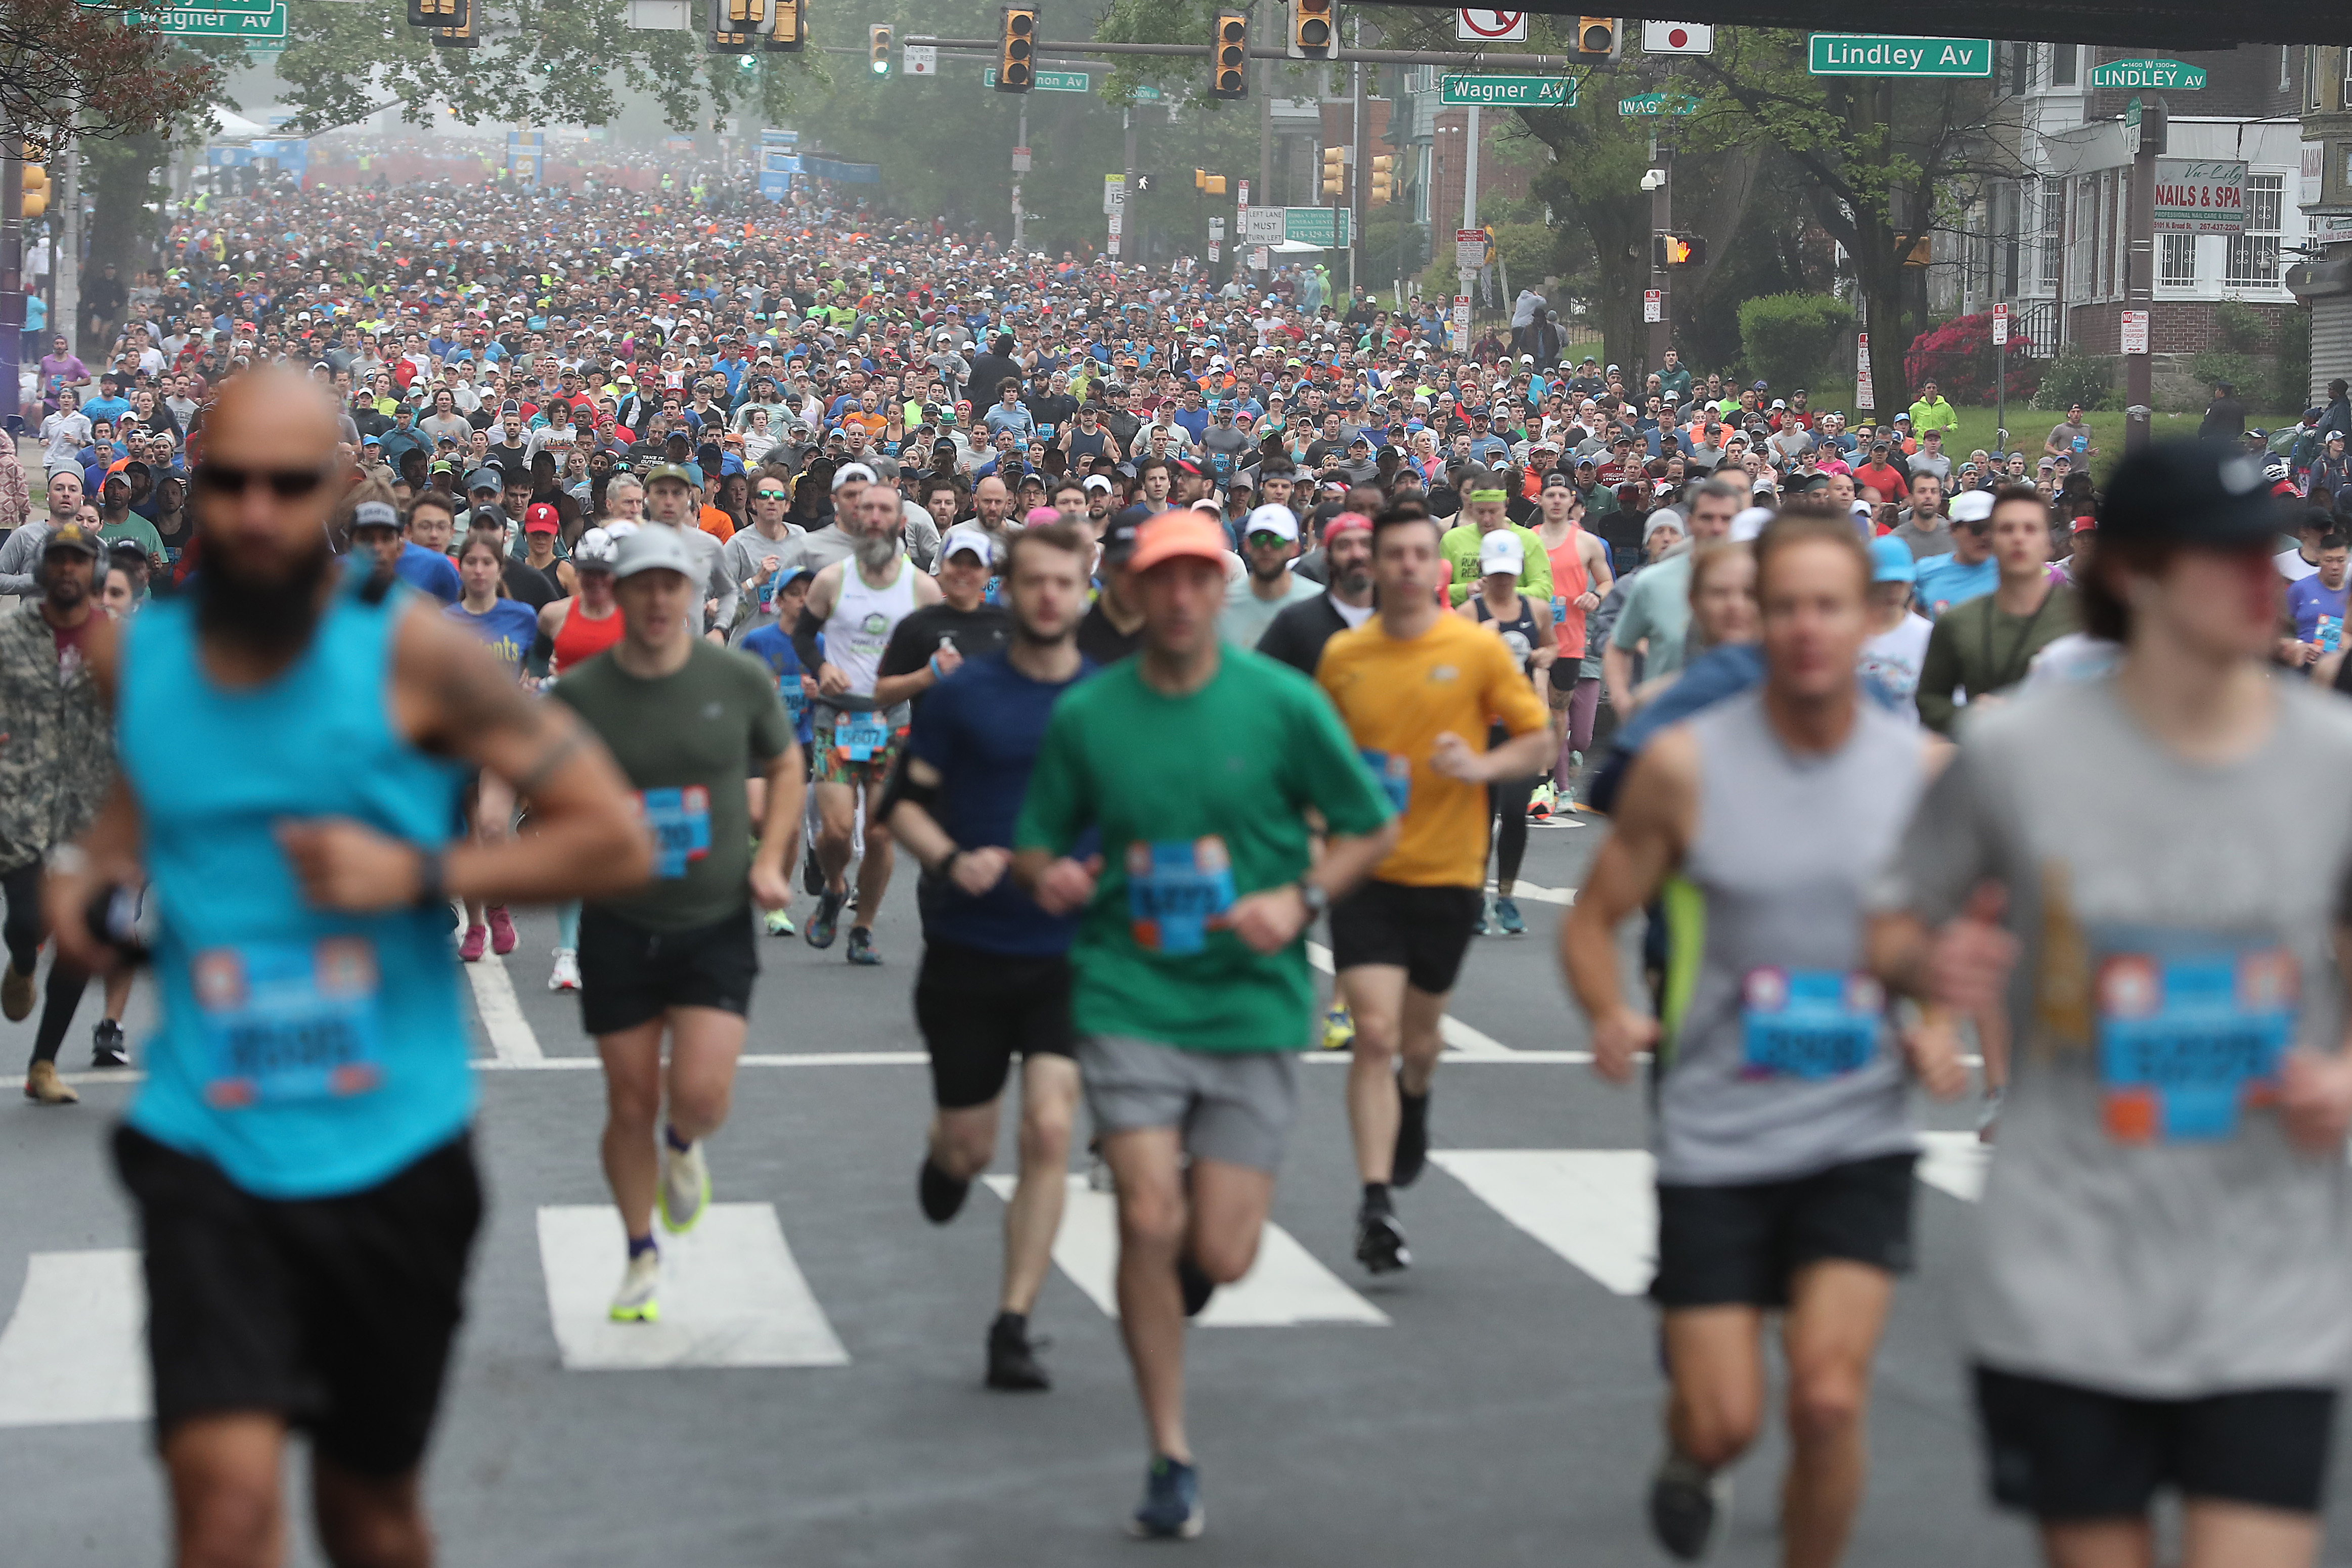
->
[902,651,1094,957]
[443,598,540,676]
[739,622,816,746]
[2287,573,2350,652]
[1912,553,1998,621]
[394,542,462,604]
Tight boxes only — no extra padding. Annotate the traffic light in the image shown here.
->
[1320,145,1346,198]
[407,0,465,28]
[1652,233,1705,267]
[868,22,891,73]
[1288,0,1333,60]
[997,6,1037,92]
[432,6,478,48]
[1572,16,1621,64]
[711,0,760,53]
[1211,9,1248,99]
[1368,154,1395,206]
[20,161,47,220]
[1191,169,1227,195]
[765,0,801,50]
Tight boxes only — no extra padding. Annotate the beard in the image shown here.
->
[853,530,901,571]
[197,532,334,660]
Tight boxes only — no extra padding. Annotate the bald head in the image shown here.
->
[207,365,342,464]
[193,366,345,597]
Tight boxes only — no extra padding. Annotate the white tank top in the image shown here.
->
[822,553,915,699]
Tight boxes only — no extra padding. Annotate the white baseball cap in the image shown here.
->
[1242,503,1299,542]
[1477,529,1525,575]
[614,525,698,580]
[940,524,997,566]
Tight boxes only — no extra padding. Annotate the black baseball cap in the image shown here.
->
[1100,504,1153,567]
[2098,440,2283,548]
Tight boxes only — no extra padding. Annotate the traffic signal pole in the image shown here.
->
[1,121,22,430]
[1349,15,1363,298]
[1647,139,1670,380]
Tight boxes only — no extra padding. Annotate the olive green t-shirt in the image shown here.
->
[551,640,792,932]
[1014,649,1393,1053]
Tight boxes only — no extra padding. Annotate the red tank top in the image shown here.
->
[551,600,625,674]
[1545,524,1592,658]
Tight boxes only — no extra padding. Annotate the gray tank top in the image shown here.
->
[1656,690,1925,1184]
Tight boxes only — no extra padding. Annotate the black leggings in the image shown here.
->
[1487,777,1537,889]
[4,860,91,1067]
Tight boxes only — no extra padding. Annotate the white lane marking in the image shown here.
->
[1917,1130,1989,1203]
[0,1250,150,1426]
[536,1204,849,1371]
[465,953,544,1065]
[1486,881,1578,905]
[1433,1149,1658,1296]
[468,1050,1599,1072]
[984,1175,1388,1327]
[1306,940,1513,1056]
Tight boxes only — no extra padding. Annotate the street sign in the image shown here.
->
[1456,228,1488,268]
[1450,296,1471,353]
[1243,206,1283,244]
[1618,91,1698,116]
[2153,159,2247,234]
[2124,96,2142,155]
[1456,8,1528,41]
[1108,213,1122,236]
[1209,217,1225,240]
[1251,246,1269,270]
[1283,207,1351,248]
[1011,147,1031,172]
[1236,180,1249,206]
[1644,288,1662,323]
[1439,74,1575,107]
[2090,58,2205,91]
[1854,332,1873,411]
[1991,301,2009,345]
[1103,174,1124,215]
[2120,309,2149,355]
[984,67,1089,91]
[903,43,937,75]
[1806,35,1992,77]
[133,2,285,36]
[1640,21,1712,54]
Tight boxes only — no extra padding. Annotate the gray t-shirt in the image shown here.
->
[1892,516,1954,560]
[1874,679,2352,1395]
[1609,550,1695,682]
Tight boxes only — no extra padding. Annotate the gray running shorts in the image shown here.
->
[1077,1036,1300,1174]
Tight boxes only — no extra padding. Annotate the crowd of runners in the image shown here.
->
[7,171,2352,1567]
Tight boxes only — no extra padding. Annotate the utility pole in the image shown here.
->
[1012,100,1027,252]
[1257,55,1273,291]
[1647,136,1671,380]
[57,137,77,361]
[1348,16,1363,301]
[1120,108,1137,268]
[1461,104,1480,308]
[2123,95,2164,454]
[1,120,23,429]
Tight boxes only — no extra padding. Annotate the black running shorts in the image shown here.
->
[578,904,760,1036]
[113,1124,483,1477]
[914,938,1076,1110]
[1976,1365,2337,1520]
[1651,1151,1916,1310]
[1327,880,1485,996]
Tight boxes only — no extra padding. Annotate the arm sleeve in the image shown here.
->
[1915,611,1963,737]
[790,605,827,673]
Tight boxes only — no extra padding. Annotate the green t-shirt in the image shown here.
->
[550,640,792,932]
[1014,651,1393,1053]
[1440,521,1553,607]
[100,514,165,565]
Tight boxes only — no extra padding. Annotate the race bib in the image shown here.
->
[1126,837,1236,957]
[2320,614,2342,655]
[194,938,384,1108]
[1359,747,1411,814]
[1739,967,1883,1080]
[833,711,890,761]
[1551,595,1568,623]
[2096,945,2296,1143]
[639,785,712,879]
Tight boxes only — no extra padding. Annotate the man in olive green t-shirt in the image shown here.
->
[1439,478,1550,606]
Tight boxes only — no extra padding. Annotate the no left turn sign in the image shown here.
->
[1456,9,1529,41]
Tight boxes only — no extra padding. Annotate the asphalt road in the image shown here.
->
[3,816,2348,1566]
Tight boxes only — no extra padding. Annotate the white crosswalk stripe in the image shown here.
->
[0,1250,150,1427]
[983,1176,1389,1327]
[1916,1130,1990,1203]
[1434,1149,1658,1296]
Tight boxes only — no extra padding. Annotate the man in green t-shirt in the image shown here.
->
[1014,509,1396,1542]
[1439,474,1551,606]
[549,525,801,1327]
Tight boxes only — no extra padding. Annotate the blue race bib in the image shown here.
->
[639,785,713,879]
[1359,748,1411,813]
[1126,837,1236,956]
[2321,614,2342,655]
[1551,595,1568,623]
[780,682,807,728]
[2096,946,2296,1143]
[193,938,384,1108]
[1739,967,1882,1080]
[833,711,890,761]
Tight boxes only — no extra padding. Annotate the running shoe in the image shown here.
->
[459,924,487,962]
[847,926,881,965]
[659,1138,711,1234]
[1354,1203,1411,1275]
[985,1313,1052,1392]
[1527,783,1554,820]
[918,1155,970,1223]
[1472,899,1492,937]
[91,1019,129,1069]
[1648,1452,1732,1562]
[1128,1455,1206,1540]
[608,1250,661,1323]
[1494,896,1526,936]
[23,1061,77,1105]
[548,949,581,992]
[1319,1003,1356,1051]
[1,961,32,1022]
[1393,1088,1431,1187]
[487,906,517,956]
[805,888,845,950]
[763,907,797,937]
[1177,1250,1216,1318]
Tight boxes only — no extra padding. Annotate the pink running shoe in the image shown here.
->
[460,924,487,962]
[489,906,518,956]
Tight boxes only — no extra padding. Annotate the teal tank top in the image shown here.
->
[119,571,476,1199]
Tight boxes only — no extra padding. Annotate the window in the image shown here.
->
[2159,233,2197,288]
[2050,44,2076,87]
[2039,179,2065,294]
[2279,45,2291,94]
[2311,47,2326,112]
[2342,45,2351,111]
[2226,174,2284,291]
[2008,41,2032,96]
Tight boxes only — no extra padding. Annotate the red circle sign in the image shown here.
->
[1458,9,1526,38]
[1667,26,1689,47]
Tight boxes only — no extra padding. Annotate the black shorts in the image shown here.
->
[1327,880,1485,996]
[113,1124,483,1476]
[578,904,760,1036]
[1976,1365,2336,1519]
[914,938,1076,1110]
[1651,1151,1916,1310]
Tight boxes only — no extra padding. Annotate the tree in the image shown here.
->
[0,0,216,144]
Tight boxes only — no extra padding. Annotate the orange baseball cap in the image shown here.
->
[1128,511,1231,574]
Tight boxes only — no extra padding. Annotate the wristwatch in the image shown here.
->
[1295,879,1329,919]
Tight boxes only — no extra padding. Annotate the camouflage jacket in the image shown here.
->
[0,601,113,873]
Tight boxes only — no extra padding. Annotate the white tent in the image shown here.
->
[1268,238,1327,253]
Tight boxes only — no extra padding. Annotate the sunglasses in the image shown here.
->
[756,488,788,500]
[196,464,328,500]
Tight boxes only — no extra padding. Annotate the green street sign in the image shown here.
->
[982,67,1090,92]
[1282,206,1351,248]
[2089,58,2206,91]
[1806,34,1991,77]
[1618,91,1698,116]
[1439,74,1574,107]
[135,2,286,36]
